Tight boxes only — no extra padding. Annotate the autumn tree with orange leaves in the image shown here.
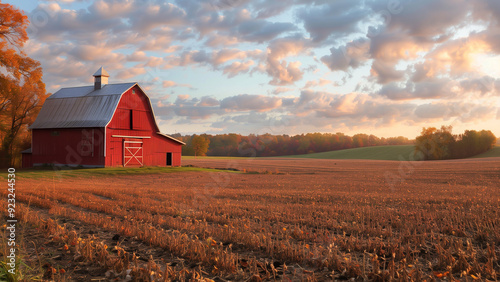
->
[0,3,47,167]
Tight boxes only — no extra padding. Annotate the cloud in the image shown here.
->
[89,0,135,19]
[116,67,147,80]
[154,93,284,120]
[162,81,195,89]
[44,0,83,3]
[413,101,497,122]
[367,0,469,38]
[379,78,456,100]
[419,36,492,78]
[303,78,332,89]
[126,51,149,62]
[280,90,417,130]
[321,38,370,71]
[266,37,308,85]
[178,1,296,43]
[459,76,500,96]
[475,0,500,24]
[378,83,413,100]
[414,103,461,120]
[174,106,221,120]
[298,1,368,42]
[370,60,405,84]
[162,81,177,88]
[127,2,187,31]
[205,34,239,47]
[253,1,293,19]
[267,60,303,85]
[198,96,220,107]
[154,95,223,120]
[230,112,269,124]
[379,74,500,101]
[460,104,498,122]
[212,49,248,65]
[271,87,294,95]
[220,94,282,112]
[369,28,431,63]
[223,60,254,77]
[67,44,124,62]
[237,20,296,42]
[165,48,264,74]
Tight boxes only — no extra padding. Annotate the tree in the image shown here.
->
[191,135,210,157]
[415,126,455,160]
[0,3,47,167]
[415,126,496,160]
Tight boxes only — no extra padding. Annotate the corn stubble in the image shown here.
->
[2,158,499,281]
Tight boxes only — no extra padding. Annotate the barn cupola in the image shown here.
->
[93,67,109,90]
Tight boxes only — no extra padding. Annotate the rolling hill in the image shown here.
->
[469,146,500,158]
[280,145,500,161]
[281,145,419,161]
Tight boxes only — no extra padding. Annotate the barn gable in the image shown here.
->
[105,84,183,144]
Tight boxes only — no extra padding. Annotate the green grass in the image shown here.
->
[470,146,500,158]
[182,156,249,160]
[280,145,500,161]
[280,145,420,161]
[5,166,236,180]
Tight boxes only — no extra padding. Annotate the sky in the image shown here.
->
[5,0,500,138]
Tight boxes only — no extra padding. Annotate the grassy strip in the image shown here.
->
[4,166,238,180]
[279,145,500,160]
[182,156,249,160]
[469,146,500,158]
[279,145,419,161]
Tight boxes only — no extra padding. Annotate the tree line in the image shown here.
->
[415,126,497,160]
[174,133,413,157]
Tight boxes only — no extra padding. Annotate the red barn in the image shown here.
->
[23,67,184,168]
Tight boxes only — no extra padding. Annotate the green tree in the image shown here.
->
[191,135,210,157]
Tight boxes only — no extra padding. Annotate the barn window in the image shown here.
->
[132,89,136,94]
[129,110,133,130]
[51,131,60,136]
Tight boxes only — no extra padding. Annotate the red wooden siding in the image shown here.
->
[32,128,105,167]
[105,85,182,167]
[22,153,32,168]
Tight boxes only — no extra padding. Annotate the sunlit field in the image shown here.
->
[2,158,499,281]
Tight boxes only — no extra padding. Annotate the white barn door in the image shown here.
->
[123,141,143,166]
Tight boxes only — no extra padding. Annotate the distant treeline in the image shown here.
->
[415,126,497,160]
[172,133,413,157]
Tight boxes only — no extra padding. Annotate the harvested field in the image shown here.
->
[1,158,499,281]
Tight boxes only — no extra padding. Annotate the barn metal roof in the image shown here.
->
[29,82,185,145]
[48,83,135,99]
[30,83,135,129]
